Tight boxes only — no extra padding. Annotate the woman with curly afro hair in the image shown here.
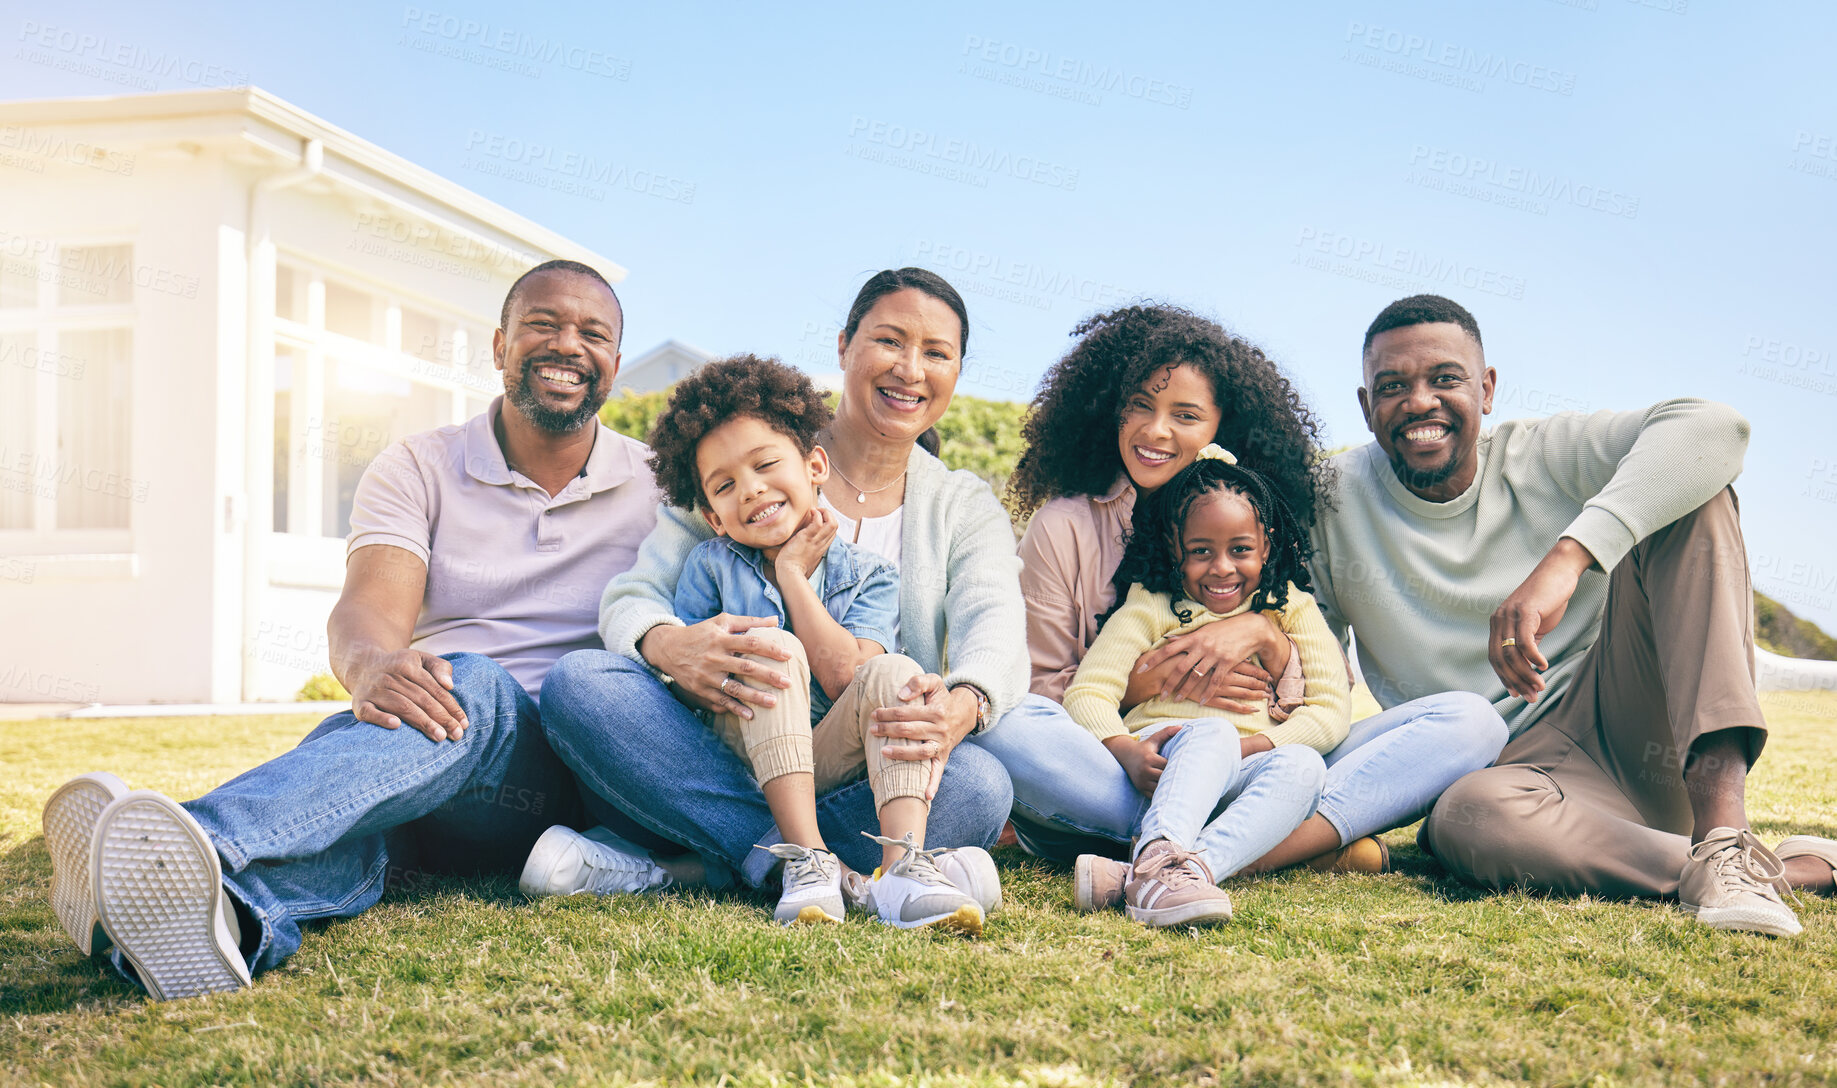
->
[972,304,1508,883]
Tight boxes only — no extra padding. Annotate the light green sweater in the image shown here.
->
[598,444,1030,726]
[1310,399,1749,736]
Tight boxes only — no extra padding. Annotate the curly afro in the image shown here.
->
[645,354,833,511]
[1007,304,1331,528]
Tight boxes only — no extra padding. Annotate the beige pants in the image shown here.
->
[1422,488,1765,898]
[709,628,931,813]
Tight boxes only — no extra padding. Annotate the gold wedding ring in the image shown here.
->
[1500,638,1517,648]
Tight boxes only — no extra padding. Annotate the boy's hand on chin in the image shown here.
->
[774,507,838,579]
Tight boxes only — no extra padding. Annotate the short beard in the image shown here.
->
[505,357,606,434]
[1386,447,1462,493]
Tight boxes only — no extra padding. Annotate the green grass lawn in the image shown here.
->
[3,694,1834,1087]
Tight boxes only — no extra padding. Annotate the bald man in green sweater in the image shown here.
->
[1310,294,1836,937]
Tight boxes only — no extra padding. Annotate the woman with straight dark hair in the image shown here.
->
[536,268,1021,909]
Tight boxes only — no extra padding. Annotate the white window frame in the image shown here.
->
[0,235,137,556]
[269,257,497,552]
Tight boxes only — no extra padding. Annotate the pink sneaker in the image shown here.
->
[1124,840,1233,928]
[1074,854,1128,912]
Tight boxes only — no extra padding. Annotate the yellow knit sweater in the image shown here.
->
[1062,582,1351,753]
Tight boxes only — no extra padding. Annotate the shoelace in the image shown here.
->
[1692,828,1796,902]
[759,842,835,890]
[582,841,668,892]
[862,831,951,885]
[1132,845,1210,890]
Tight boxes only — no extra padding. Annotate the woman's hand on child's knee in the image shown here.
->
[871,673,968,769]
[646,613,794,720]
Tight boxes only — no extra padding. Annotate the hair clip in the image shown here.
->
[1195,443,1238,465]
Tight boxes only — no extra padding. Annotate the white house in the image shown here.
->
[616,338,712,395]
[0,86,624,704]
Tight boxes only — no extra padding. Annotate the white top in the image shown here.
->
[819,493,904,569]
[820,492,902,642]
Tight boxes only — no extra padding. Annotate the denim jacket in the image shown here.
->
[673,534,900,718]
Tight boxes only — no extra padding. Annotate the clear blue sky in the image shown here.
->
[8,0,1836,631]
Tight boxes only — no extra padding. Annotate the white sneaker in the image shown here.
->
[42,771,129,955]
[761,843,845,925]
[91,790,252,1001]
[518,825,672,898]
[842,845,1003,917]
[861,833,983,936]
[930,846,1003,916]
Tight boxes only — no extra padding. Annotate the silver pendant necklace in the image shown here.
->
[828,460,907,504]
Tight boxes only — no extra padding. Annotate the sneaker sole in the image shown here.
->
[1073,855,1121,912]
[879,903,984,937]
[92,792,252,1001]
[1678,901,1802,938]
[1127,899,1234,928]
[780,904,844,926]
[43,772,129,955]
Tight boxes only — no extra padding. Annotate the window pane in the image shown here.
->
[273,350,294,533]
[275,264,297,322]
[55,328,133,529]
[321,358,449,538]
[323,281,374,341]
[402,307,443,368]
[58,245,134,305]
[0,333,36,528]
[0,253,36,308]
[462,323,497,395]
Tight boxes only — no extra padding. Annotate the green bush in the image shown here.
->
[297,672,350,702]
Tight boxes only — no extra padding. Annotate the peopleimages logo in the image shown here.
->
[1407,146,1638,219]
[1293,226,1528,301]
[846,117,1079,191]
[398,8,632,80]
[1342,21,1578,96]
[958,35,1193,110]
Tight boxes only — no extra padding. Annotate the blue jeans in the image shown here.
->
[538,649,1015,886]
[974,691,1506,868]
[1131,718,1327,880]
[181,653,581,977]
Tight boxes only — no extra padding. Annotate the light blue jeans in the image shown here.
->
[1127,718,1327,880]
[538,649,1014,888]
[971,691,1508,870]
[178,653,583,977]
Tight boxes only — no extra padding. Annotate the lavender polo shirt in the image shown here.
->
[346,396,659,700]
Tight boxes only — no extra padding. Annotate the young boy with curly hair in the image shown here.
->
[643,354,985,935]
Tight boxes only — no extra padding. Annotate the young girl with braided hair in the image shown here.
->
[1060,445,1350,927]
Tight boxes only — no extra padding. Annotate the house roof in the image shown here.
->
[623,339,714,372]
[0,86,624,281]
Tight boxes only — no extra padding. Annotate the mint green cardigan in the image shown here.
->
[598,444,1029,726]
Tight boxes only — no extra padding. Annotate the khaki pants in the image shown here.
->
[709,628,931,813]
[1421,488,1765,898]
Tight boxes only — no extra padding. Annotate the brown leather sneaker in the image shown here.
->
[1677,827,1801,937]
[1124,840,1233,928]
[1304,836,1390,874]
